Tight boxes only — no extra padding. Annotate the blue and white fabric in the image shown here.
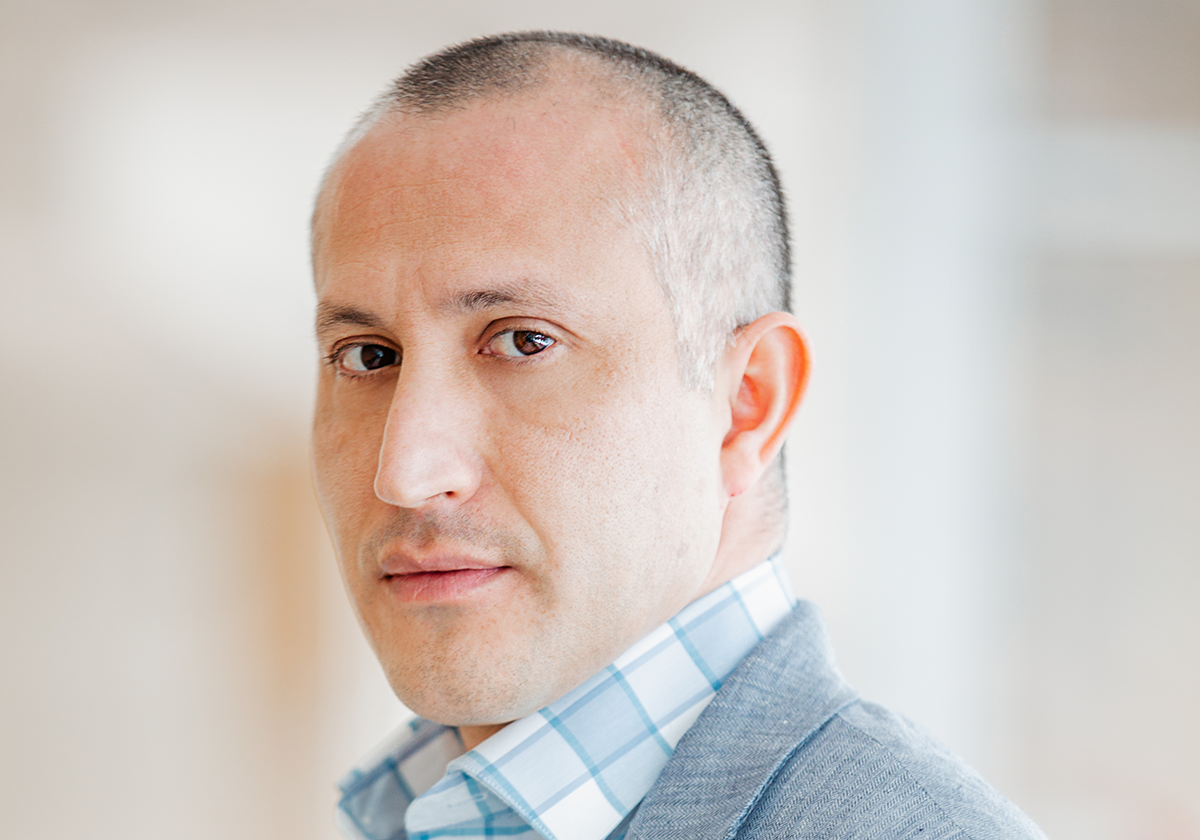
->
[336,555,797,840]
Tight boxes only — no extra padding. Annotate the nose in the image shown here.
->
[373,366,483,509]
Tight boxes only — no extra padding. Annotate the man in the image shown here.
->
[311,32,1045,840]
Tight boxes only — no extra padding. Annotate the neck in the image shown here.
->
[458,723,506,752]
[700,474,787,598]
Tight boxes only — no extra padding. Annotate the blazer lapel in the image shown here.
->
[625,601,858,840]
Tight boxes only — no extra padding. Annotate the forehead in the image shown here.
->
[313,86,653,293]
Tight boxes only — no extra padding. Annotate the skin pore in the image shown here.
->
[310,77,808,750]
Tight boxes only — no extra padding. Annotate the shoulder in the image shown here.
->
[628,603,1046,840]
[737,698,1046,840]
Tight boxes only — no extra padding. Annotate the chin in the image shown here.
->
[387,667,542,728]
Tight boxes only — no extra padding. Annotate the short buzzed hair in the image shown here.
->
[319,31,791,391]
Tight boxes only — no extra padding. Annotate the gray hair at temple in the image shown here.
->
[315,31,792,392]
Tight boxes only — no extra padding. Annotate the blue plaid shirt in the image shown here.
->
[336,556,797,840]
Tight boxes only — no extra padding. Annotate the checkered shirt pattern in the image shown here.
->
[336,555,797,840]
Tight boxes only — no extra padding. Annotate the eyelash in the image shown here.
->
[325,326,557,379]
[324,343,400,379]
[481,328,557,360]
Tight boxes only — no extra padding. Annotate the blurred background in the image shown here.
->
[1,0,1197,837]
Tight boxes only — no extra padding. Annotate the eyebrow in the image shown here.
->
[315,303,386,333]
[447,280,564,314]
[316,280,568,335]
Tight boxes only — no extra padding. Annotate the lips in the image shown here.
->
[379,553,510,602]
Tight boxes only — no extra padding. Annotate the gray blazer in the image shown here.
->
[626,602,1047,839]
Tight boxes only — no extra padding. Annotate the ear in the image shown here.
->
[716,312,810,498]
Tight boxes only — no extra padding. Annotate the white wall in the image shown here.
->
[2,1,1197,838]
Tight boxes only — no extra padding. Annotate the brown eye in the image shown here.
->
[339,344,399,372]
[487,330,555,357]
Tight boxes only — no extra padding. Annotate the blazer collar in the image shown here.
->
[626,601,858,840]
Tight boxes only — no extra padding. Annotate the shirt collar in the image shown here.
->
[337,555,797,840]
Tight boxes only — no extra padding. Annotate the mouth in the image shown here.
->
[379,555,511,603]
[383,567,509,602]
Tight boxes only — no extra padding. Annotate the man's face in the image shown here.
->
[311,87,729,727]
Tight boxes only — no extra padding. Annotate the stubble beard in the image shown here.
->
[351,505,557,726]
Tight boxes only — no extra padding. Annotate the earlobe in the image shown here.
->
[719,312,810,498]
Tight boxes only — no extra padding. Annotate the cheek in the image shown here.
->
[488,366,713,565]
[312,387,389,536]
